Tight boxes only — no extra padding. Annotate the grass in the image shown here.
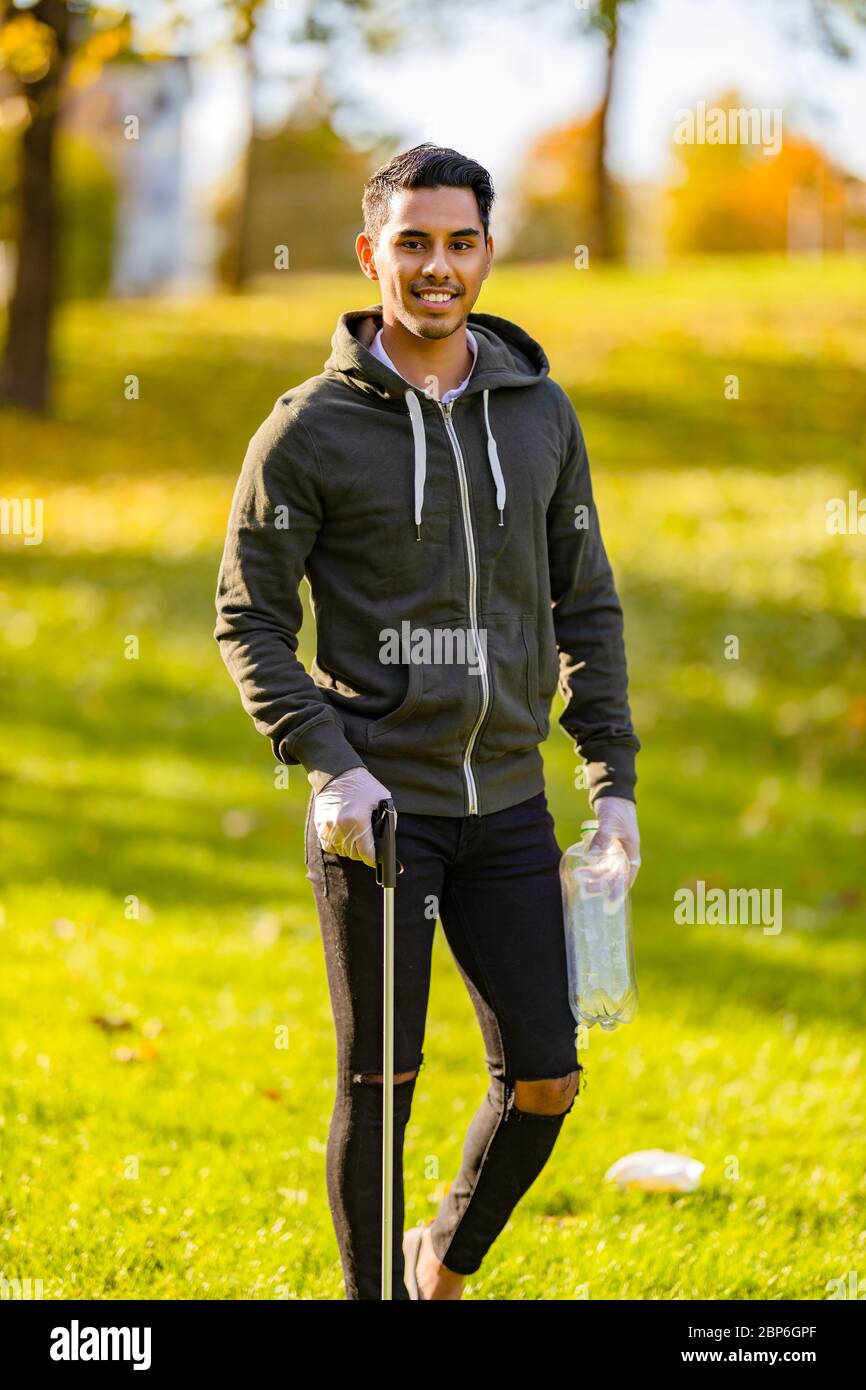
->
[1,254,865,1299]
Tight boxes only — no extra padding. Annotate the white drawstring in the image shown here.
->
[404,389,427,540]
[482,388,506,527]
[403,387,506,538]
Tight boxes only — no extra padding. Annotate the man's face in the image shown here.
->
[358,185,493,340]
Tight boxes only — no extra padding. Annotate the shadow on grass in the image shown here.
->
[562,349,866,473]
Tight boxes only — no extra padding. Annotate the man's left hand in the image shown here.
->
[589,796,641,891]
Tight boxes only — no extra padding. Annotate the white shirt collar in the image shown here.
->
[369,326,478,404]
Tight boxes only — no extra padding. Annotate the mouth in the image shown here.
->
[412,288,460,309]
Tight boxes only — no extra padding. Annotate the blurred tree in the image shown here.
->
[213,76,383,281]
[224,0,264,291]
[0,0,129,412]
[308,0,866,265]
[0,127,116,297]
[543,0,866,260]
[667,90,862,254]
[302,0,640,261]
[0,0,72,411]
[803,0,866,55]
[224,0,399,288]
[579,0,639,262]
[506,104,627,263]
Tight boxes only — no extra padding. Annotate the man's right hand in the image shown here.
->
[311,766,394,869]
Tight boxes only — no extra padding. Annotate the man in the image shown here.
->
[214,144,641,1300]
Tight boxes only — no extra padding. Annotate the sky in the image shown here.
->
[180,0,866,250]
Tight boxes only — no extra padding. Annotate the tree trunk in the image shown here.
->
[227,42,257,290]
[591,0,620,261]
[1,0,71,413]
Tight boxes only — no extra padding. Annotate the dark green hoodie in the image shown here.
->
[214,304,639,817]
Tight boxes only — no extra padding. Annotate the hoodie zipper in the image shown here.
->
[438,398,490,816]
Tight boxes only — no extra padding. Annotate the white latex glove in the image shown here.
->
[589,796,641,893]
[312,766,394,869]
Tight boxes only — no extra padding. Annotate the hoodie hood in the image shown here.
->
[324,303,550,402]
[322,304,551,536]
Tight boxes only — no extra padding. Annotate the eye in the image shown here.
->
[400,240,474,251]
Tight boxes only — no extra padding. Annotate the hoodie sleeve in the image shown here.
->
[546,396,640,806]
[214,404,366,793]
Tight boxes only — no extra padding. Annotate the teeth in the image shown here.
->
[418,292,453,302]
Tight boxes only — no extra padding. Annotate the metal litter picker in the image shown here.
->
[371,797,402,1300]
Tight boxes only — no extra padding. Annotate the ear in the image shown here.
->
[355,231,379,281]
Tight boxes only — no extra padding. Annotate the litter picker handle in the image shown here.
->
[372,795,400,1301]
[372,798,401,887]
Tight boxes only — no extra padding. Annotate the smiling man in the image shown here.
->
[214,144,641,1301]
[359,186,485,408]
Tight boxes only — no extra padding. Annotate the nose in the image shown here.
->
[421,244,453,279]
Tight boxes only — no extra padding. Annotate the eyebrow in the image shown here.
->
[393,227,481,239]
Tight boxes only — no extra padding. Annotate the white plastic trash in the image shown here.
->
[604,1148,704,1192]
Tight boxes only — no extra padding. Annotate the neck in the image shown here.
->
[379,316,473,398]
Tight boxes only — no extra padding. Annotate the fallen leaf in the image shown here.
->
[91,1014,132,1033]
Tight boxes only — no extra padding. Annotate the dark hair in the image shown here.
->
[362,143,495,246]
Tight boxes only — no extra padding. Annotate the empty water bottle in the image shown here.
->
[561,819,638,1032]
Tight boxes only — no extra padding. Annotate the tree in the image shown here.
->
[506,104,627,263]
[802,0,866,55]
[576,0,866,259]
[223,0,265,291]
[0,1,72,411]
[308,0,866,264]
[580,0,638,261]
[301,0,641,261]
[667,89,860,254]
[223,0,400,288]
[214,76,386,282]
[0,0,130,413]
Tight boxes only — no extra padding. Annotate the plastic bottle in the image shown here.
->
[560,819,638,1032]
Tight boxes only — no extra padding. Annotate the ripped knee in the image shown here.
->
[353,1070,417,1085]
[513,1068,581,1116]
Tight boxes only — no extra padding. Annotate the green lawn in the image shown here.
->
[1,255,864,1299]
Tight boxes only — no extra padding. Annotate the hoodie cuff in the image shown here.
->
[583,745,637,807]
[279,720,366,795]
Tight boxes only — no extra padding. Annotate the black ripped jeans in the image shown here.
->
[304,786,583,1300]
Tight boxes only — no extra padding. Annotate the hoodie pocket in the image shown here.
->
[364,645,482,764]
[360,617,553,765]
[523,617,549,741]
[479,614,551,755]
[526,613,559,741]
[365,658,424,743]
